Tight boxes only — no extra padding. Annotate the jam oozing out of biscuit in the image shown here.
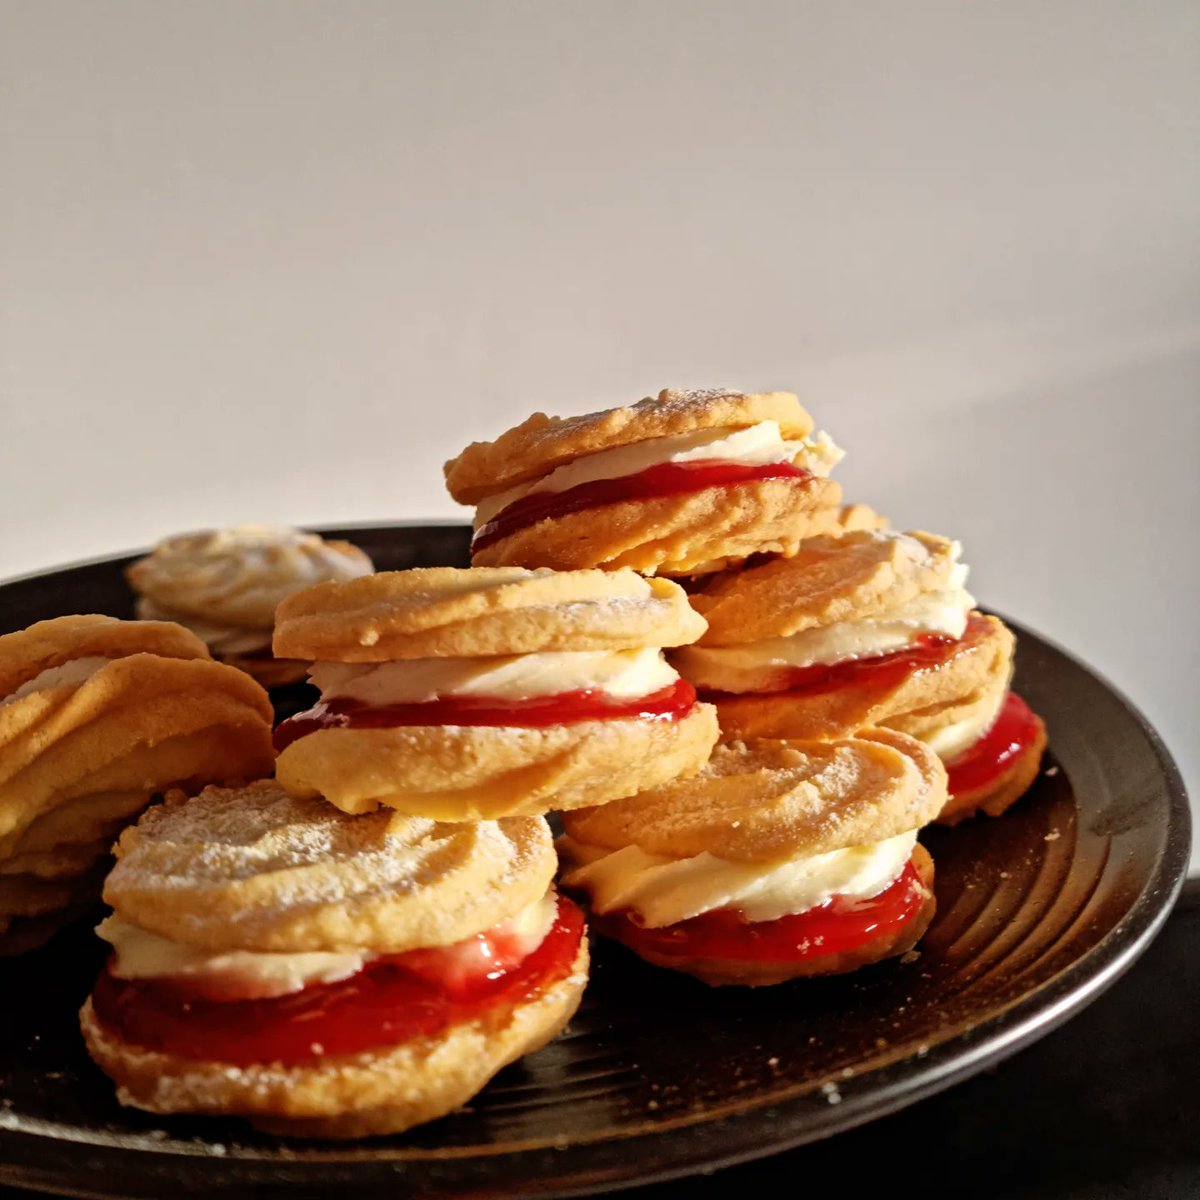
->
[594,857,927,963]
[945,692,1042,795]
[90,894,585,1067]
[698,612,992,701]
[273,679,697,751]
[471,460,813,553]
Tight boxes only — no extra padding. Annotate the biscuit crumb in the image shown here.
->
[1044,831,1061,842]
[1044,765,1059,776]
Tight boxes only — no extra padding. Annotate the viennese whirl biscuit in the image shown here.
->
[272,568,719,820]
[674,530,1045,823]
[81,783,588,1138]
[0,616,274,953]
[127,526,374,687]
[445,389,845,576]
[560,730,944,986]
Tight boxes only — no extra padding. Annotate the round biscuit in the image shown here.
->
[561,728,947,863]
[126,526,374,628]
[936,714,1048,826]
[444,388,816,505]
[103,782,557,954]
[0,654,274,856]
[275,703,720,820]
[0,615,210,698]
[0,837,113,879]
[470,474,843,577]
[608,844,935,986]
[79,938,587,1136]
[273,567,705,661]
[710,613,1014,741]
[690,529,960,645]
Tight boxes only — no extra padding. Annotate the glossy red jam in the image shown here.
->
[594,858,926,963]
[274,679,697,752]
[90,895,584,1066]
[699,613,992,702]
[471,459,813,553]
[945,692,1042,795]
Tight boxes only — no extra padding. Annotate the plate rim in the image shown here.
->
[0,525,1190,1199]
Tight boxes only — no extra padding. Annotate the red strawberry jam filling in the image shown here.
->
[698,612,993,702]
[90,894,584,1066]
[593,857,927,963]
[945,691,1042,795]
[471,460,813,553]
[274,679,697,752]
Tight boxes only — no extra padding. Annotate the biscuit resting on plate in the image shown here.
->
[560,729,944,986]
[80,782,587,1138]
[126,525,373,687]
[445,388,846,576]
[273,567,719,820]
[674,529,1046,824]
[0,616,274,953]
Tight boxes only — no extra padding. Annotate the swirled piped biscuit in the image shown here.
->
[673,530,1044,822]
[81,782,588,1138]
[560,731,943,986]
[273,568,719,820]
[445,388,844,576]
[127,526,374,687]
[0,616,274,953]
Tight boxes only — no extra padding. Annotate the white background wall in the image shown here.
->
[2,1,1198,866]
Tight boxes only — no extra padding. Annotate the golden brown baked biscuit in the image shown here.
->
[273,567,719,820]
[127,525,373,686]
[594,845,934,987]
[104,782,557,953]
[274,567,706,661]
[0,617,274,952]
[937,719,1047,825]
[276,703,720,821]
[445,388,844,576]
[834,503,890,533]
[705,615,1014,742]
[81,781,588,1137]
[80,940,588,1137]
[560,733,941,986]
[445,389,817,504]
[562,728,947,862]
[685,529,962,646]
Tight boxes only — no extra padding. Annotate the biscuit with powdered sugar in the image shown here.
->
[104,782,557,953]
[273,567,706,661]
[562,728,947,863]
[445,388,843,576]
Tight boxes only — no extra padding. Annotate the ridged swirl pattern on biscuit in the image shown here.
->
[126,526,374,628]
[273,567,706,660]
[561,729,947,864]
[690,529,961,645]
[103,783,557,954]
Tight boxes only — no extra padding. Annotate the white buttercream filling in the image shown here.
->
[98,892,558,999]
[674,558,974,695]
[0,657,114,708]
[309,647,680,705]
[475,421,844,525]
[558,830,917,928]
[922,685,1008,761]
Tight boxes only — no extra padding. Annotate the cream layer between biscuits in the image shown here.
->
[675,554,974,695]
[97,891,560,1000]
[0,656,114,708]
[308,647,681,705]
[474,420,844,525]
[558,830,917,928]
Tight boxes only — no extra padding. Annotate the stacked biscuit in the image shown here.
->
[442,388,989,985]
[81,564,720,1135]
[675,527,1047,824]
[0,615,273,955]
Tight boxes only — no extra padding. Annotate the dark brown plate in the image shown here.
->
[0,524,1190,1199]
